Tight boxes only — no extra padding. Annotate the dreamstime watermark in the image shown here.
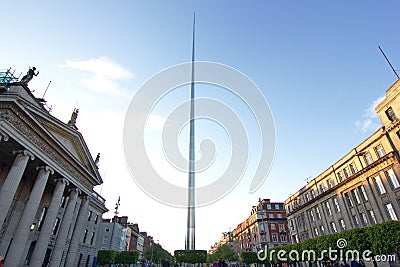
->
[257,238,396,263]
[123,61,276,207]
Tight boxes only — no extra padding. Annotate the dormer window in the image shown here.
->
[385,107,397,122]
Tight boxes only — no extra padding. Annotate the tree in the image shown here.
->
[174,250,207,264]
[209,244,237,262]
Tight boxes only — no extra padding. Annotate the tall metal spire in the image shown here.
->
[186,12,196,251]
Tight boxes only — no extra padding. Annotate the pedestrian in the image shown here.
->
[162,259,170,267]
[213,261,219,267]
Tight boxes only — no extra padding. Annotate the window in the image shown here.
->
[90,231,95,245]
[305,194,310,202]
[310,210,315,221]
[325,202,332,216]
[279,223,284,231]
[374,176,386,194]
[350,163,357,174]
[271,223,276,230]
[385,169,400,189]
[37,207,48,231]
[88,210,92,221]
[95,214,99,224]
[275,204,280,210]
[320,184,326,193]
[272,233,278,242]
[360,213,368,226]
[320,225,325,234]
[343,168,349,178]
[316,207,321,220]
[385,107,397,122]
[353,215,359,226]
[333,198,341,212]
[277,214,283,218]
[60,196,66,208]
[327,179,334,189]
[344,192,353,207]
[314,228,319,237]
[280,234,287,242]
[358,185,368,201]
[310,190,315,199]
[83,229,88,243]
[269,214,274,219]
[364,153,373,165]
[267,204,272,210]
[105,227,110,232]
[52,218,60,235]
[351,189,361,204]
[330,222,337,233]
[77,254,83,266]
[385,203,398,221]
[368,210,377,224]
[289,221,294,231]
[339,219,346,230]
[375,145,386,158]
[103,236,109,244]
[337,172,343,182]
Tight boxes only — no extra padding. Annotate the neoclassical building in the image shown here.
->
[0,76,107,266]
[284,79,400,244]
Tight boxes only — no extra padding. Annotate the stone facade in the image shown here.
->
[0,82,107,266]
[284,79,400,244]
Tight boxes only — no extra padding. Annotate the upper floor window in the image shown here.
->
[385,107,397,122]
[269,214,274,219]
[275,204,280,210]
[310,210,315,221]
[333,198,341,212]
[325,202,332,216]
[267,204,272,210]
[368,210,377,224]
[280,234,287,242]
[337,172,343,182]
[364,153,373,165]
[351,189,361,204]
[344,192,353,207]
[343,168,350,178]
[330,222,337,233]
[358,185,369,201]
[305,194,310,202]
[385,169,400,189]
[88,210,92,221]
[37,207,48,231]
[82,229,88,243]
[271,223,276,230]
[349,163,357,174]
[327,179,334,189]
[279,223,285,231]
[314,228,319,237]
[320,225,325,234]
[375,145,386,158]
[277,214,283,219]
[385,203,398,221]
[320,184,326,193]
[315,207,321,220]
[339,219,346,231]
[52,218,60,235]
[374,176,386,194]
[310,190,315,199]
[272,233,278,242]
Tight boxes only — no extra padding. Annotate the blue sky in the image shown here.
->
[2,1,400,253]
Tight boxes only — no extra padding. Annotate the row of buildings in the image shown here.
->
[0,69,159,266]
[210,79,400,264]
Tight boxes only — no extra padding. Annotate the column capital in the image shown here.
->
[69,187,81,195]
[36,166,55,175]
[12,149,35,160]
[53,178,69,186]
[0,129,9,142]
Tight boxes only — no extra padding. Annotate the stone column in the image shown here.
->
[64,196,89,267]
[4,166,53,267]
[48,188,80,267]
[29,178,68,267]
[0,150,34,227]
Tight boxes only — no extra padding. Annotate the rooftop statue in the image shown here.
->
[20,67,39,85]
[67,108,79,128]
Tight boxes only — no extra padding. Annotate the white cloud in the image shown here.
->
[355,96,385,132]
[58,56,134,95]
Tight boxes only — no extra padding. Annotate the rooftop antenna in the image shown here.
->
[304,176,311,184]
[42,81,52,98]
[378,46,399,80]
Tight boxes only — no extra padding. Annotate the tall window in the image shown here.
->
[314,228,319,237]
[353,215,359,226]
[385,169,400,189]
[325,202,332,216]
[349,163,357,174]
[316,207,321,219]
[385,107,397,122]
[88,210,92,221]
[339,219,346,230]
[271,223,276,230]
[320,184,326,193]
[333,198,341,212]
[272,233,278,242]
[351,189,361,204]
[305,194,310,202]
[280,234,287,242]
[344,192,353,207]
[85,255,91,267]
[330,222,337,233]
[368,210,377,224]
[90,231,96,245]
[327,179,334,189]
[279,223,284,231]
[275,204,280,210]
[385,203,398,221]
[364,153,373,165]
[311,190,315,199]
[77,254,83,267]
[375,145,386,158]
[343,168,349,178]
[337,172,343,182]
[52,218,60,235]
[374,176,386,194]
[360,213,368,226]
[358,185,369,201]
[310,210,315,221]
[83,229,88,243]
[267,204,272,210]
[320,225,325,234]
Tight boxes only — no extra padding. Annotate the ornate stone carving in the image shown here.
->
[13,149,35,160]
[0,104,93,189]
[0,129,9,142]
